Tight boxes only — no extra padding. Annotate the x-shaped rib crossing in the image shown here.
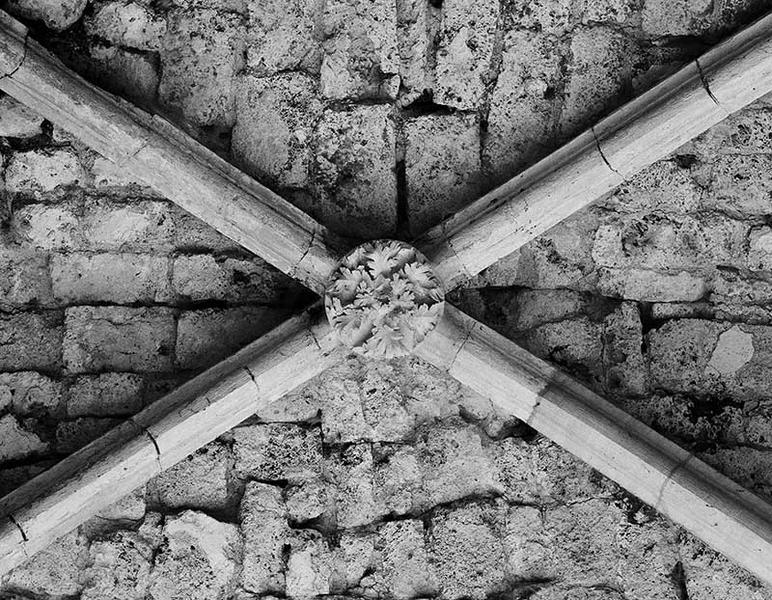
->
[1,7,772,585]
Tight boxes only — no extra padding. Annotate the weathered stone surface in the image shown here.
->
[234,423,322,483]
[285,479,330,524]
[705,154,772,216]
[232,73,321,189]
[286,533,333,597]
[0,311,63,371]
[395,0,438,106]
[405,112,480,235]
[67,373,145,417]
[240,482,291,594]
[245,0,321,74]
[578,0,638,24]
[0,95,44,138]
[90,155,152,189]
[0,413,47,461]
[175,307,287,370]
[63,306,175,373]
[0,371,62,417]
[85,1,166,50]
[5,149,85,194]
[82,530,154,600]
[608,160,703,215]
[55,417,122,454]
[0,250,53,308]
[5,0,87,30]
[3,531,89,597]
[320,0,399,100]
[376,520,437,598]
[603,302,649,396]
[51,253,172,304]
[312,105,397,238]
[616,517,682,600]
[434,0,498,109]
[502,0,573,32]
[149,511,241,600]
[642,0,715,36]
[159,9,245,128]
[429,501,507,600]
[85,44,160,107]
[483,30,566,183]
[748,226,772,272]
[148,443,233,512]
[327,443,384,528]
[598,268,707,302]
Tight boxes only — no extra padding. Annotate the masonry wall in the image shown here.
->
[1,0,772,599]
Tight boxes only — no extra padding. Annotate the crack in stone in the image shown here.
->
[591,127,622,177]
[695,58,720,105]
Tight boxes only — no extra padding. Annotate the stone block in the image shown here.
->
[0,413,47,462]
[90,155,153,190]
[285,479,330,523]
[85,44,160,107]
[171,254,298,305]
[55,417,122,453]
[148,442,233,512]
[240,482,291,594]
[609,159,704,214]
[175,307,287,370]
[603,302,649,396]
[0,311,63,371]
[4,0,87,30]
[748,226,772,272]
[82,531,155,600]
[483,30,566,184]
[232,73,321,189]
[578,0,638,24]
[5,148,86,194]
[0,250,53,308]
[396,0,438,105]
[429,501,507,600]
[501,0,573,32]
[245,0,321,74]
[311,105,397,239]
[320,0,399,100]
[286,533,333,597]
[67,372,145,417]
[234,424,322,483]
[82,200,176,253]
[159,9,245,128]
[376,520,438,598]
[0,95,44,138]
[0,371,63,417]
[85,1,166,50]
[642,0,715,36]
[405,112,480,235]
[51,253,172,304]
[327,443,386,528]
[171,206,245,254]
[434,0,498,109]
[63,306,176,373]
[616,519,682,600]
[705,154,772,216]
[10,203,82,251]
[597,268,707,303]
[149,510,241,600]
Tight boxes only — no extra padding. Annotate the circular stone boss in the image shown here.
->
[324,240,446,358]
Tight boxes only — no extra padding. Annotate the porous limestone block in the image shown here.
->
[232,73,321,189]
[85,1,166,50]
[0,371,63,417]
[285,533,333,598]
[55,417,122,453]
[0,413,47,461]
[233,424,323,483]
[81,200,176,253]
[501,0,573,33]
[90,155,152,190]
[748,226,772,272]
[395,0,438,105]
[0,312,63,371]
[609,159,703,214]
[148,443,233,512]
[597,268,707,303]
[642,0,715,37]
[159,9,245,128]
[51,253,173,304]
[245,0,321,74]
[0,250,53,308]
[320,0,400,100]
[0,95,44,138]
[483,30,566,184]
[5,148,85,194]
[63,306,176,373]
[405,113,480,235]
[705,154,772,216]
[429,501,507,600]
[175,307,288,370]
[240,482,292,594]
[326,443,387,528]
[578,0,638,24]
[285,479,330,523]
[603,302,649,396]
[4,0,87,30]
[376,520,438,598]
[434,0,498,109]
[312,105,397,239]
[149,510,242,600]
[82,531,155,600]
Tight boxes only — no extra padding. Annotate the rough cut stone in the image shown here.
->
[706,154,772,216]
[149,511,241,600]
[748,226,772,272]
[175,307,287,370]
[603,302,649,396]
[5,0,87,30]
[148,443,233,512]
[55,417,122,454]
[51,253,172,304]
[82,531,155,600]
[395,0,438,105]
[5,149,85,194]
[63,306,175,373]
[245,0,321,74]
[0,413,47,461]
[434,0,498,109]
[327,443,385,528]
[285,533,333,597]
[0,371,63,417]
[285,479,330,523]
[67,373,145,417]
[312,105,397,238]
[159,9,245,128]
[81,200,176,253]
[642,0,715,37]
[90,155,152,189]
[320,0,400,100]
[85,1,166,50]
[234,423,323,482]
[0,311,63,371]
[0,95,44,138]
[597,268,707,303]
[376,520,437,598]
[240,482,291,594]
[405,113,480,235]
[232,73,321,189]
[502,0,573,32]
[0,250,53,308]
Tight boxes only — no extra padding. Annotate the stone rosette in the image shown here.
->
[324,240,445,358]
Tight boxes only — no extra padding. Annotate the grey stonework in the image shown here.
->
[1,0,772,599]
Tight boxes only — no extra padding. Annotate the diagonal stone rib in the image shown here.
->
[414,11,772,292]
[415,304,772,586]
[0,306,344,577]
[0,10,345,295]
